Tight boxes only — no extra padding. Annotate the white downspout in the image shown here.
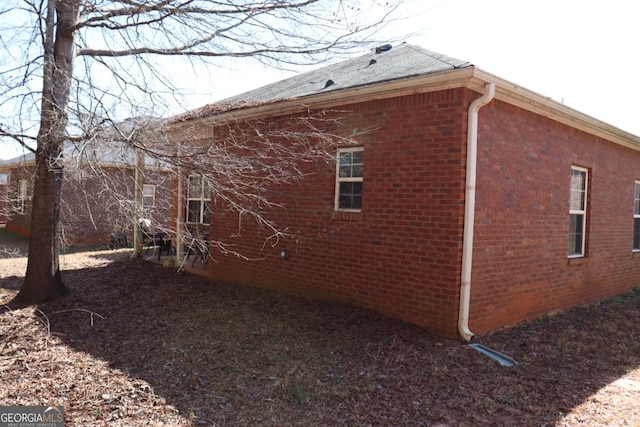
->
[459,82,495,341]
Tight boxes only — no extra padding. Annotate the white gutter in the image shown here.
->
[458,82,495,341]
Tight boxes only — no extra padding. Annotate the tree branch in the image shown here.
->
[77,45,329,58]
[0,127,37,154]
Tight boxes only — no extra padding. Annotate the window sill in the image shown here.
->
[567,256,587,266]
[185,222,211,227]
[632,250,640,258]
[331,211,362,222]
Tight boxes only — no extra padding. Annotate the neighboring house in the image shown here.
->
[166,43,640,339]
[0,121,174,245]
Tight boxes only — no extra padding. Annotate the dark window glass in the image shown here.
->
[568,214,584,256]
[202,200,211,225]
[339,182,363,210]
[188,201,201,223]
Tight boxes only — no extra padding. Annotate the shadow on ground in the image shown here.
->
[3,253,634,426]
[0,229,29,259]
[0,228,112,259]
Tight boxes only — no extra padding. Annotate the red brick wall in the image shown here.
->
[60,167,174,245]
[176,88,640,338]
[471,99,640,333]
[5,166,33,237]
[5,164,174,245]
[201,88,471,338]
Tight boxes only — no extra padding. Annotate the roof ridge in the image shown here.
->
[211,43,472,107]
[402,44,472,69]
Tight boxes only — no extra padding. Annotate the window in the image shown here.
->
[634,181,640,251]
[14,179,28,215]
[142,184,155,208]
[335,147,363,211]
[568,167,588,257]
[187,175,211,224]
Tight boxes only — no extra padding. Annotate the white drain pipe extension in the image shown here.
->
[458,82,495,341]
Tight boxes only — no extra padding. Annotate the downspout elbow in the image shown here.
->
[459,83,495,341]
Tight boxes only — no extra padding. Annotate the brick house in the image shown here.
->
[0,127,174,245]
[167,43,640,339]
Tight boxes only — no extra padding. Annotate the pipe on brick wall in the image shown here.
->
[458,82,495,341]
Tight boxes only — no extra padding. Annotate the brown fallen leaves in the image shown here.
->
[1,243,639,426]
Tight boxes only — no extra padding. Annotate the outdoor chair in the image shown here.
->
[109,234,131,249]
[184,226,209,268]
[140,219,172,260]
[142,231,172,260]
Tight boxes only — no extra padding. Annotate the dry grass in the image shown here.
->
[1,230,639,426]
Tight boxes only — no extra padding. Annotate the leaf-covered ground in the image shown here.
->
[1,230,639,426]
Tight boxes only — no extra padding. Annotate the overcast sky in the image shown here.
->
[1,0,638,159]
[411,0,640,137]
[180,0,640,133]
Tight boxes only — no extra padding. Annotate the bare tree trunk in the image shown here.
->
[131,149,145,258]
[12,0,80,305]
[17,146,67,303]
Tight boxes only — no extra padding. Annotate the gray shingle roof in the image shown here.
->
[0,142,161,168]
[0,152,34,165]
[0,118,166,169]
[225,43,472,103]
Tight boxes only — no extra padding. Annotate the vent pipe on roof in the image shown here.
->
[369,44,391,65]
[324,72,335,89]
[375,44,392,54]
[458,82,495,342]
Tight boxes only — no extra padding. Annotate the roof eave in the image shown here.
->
[168,67,476,130]
[469,68,640,151]
[0,158,35,173]
[171,66,640,152]
[0,158,171,173]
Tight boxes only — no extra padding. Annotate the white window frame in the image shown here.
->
[634,181,640,251]
[334,147,364,212]
[187,175,211,224]
[15,179,28,215]
[568,166,588,258]
[142,184,156,208]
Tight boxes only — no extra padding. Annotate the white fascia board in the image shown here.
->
[171,66,640,152]
[169,68,476,133]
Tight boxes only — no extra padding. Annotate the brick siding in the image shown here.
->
[5,166,33,237]
[176,87,640,338]
[195,88,471,338]
[471,99,640,333]
[5,164,174,245]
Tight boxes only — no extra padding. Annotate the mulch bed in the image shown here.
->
[1,235,639,426]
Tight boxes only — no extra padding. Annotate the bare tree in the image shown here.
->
[0,0,401,304]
